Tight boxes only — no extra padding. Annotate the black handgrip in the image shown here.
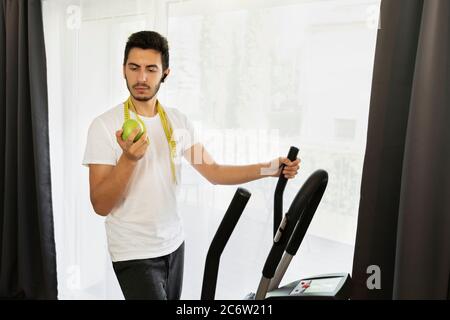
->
[274,146,299,237]
[201,188,251,300]
[285,170,328,256]
[263,187,307,279]
[263,170,327,279]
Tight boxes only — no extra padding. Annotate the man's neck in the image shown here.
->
[131,96,158,117]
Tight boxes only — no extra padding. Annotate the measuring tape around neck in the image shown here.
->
[123,97,177,184]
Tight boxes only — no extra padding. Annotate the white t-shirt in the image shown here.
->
[82,102,198,262]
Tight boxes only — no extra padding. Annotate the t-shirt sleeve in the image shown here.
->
[82,117,117,167]
[171,109,201,154]
[182,114,201,153]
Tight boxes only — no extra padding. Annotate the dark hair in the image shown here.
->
[123,31,169,70]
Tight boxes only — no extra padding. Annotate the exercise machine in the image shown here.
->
[200,147,352,300]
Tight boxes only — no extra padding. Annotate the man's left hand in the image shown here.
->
[273,157,301,179]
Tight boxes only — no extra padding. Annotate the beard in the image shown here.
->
[125,76,162,102]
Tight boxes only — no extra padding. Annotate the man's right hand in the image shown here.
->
[115,128,149,162]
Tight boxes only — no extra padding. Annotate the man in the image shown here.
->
[82,31,300,300]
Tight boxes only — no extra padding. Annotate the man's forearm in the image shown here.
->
[212,162,278,185]
[91,154,138,215]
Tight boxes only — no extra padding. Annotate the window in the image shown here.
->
[166,0,380,299]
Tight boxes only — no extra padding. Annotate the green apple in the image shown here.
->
[122,119,144,142]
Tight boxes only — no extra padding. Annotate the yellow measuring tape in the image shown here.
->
[124,97,177,184]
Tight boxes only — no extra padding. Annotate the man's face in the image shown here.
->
[123,48,169,102]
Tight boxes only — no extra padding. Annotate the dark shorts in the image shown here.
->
[112,242,185,300]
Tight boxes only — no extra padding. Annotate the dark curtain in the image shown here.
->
[352,0,450,299]
[0,0,57,299]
